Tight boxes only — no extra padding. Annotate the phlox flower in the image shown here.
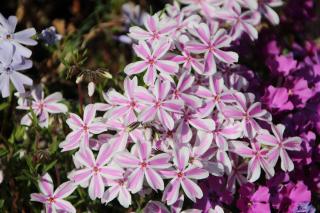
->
[256,124,302,172]
[60,104,106,151]
[114,141,171,192]
[170,49,204,74]
[0,13,37,58]
[17,86,68,128]
[195,76,234,116]
[30,173,76,213]
[105,76,142,123]
[171,72,202,109]
[161,146,209,205]
[124,40,179,85]
[187,23,238,75]
[0,43,33,98]
[223,92,271,138]
[69,144,123,200]
[217,4,261,40]
[136,79,184,130]
[236,184,271,213]
[128,14,175,45]
[102,171,132,208]
[230,141,275,182]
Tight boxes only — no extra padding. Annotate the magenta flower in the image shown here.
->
[60,104,106,151]
[237,183,271,213]
[0,13,37,58]
[17,87,68,128]
[256,124,302,172]
[261,86,294,112]
[223,92,271,138]
[186,23,238,74]
[69,144,124,200]
[30,173,76,213]
[230,141,274,182]
[105,77,141,123]
[102,172,132,208]
[114,141,171,192]
[136,79,184,130]
[0,43,33,98]
[124,40,179,85]
[128,14,175,45]
[217,4,261,40]
[161,147,209,205]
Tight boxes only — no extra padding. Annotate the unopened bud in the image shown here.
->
[88,82,95,97]
[76,75,84,84]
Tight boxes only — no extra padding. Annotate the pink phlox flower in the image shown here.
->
[169,48,204,74]
[114,141,172,193]
[17,86,68,128]
[256,124,302,172]
[30,173,77,213]
[161,146,209,205]
[128,14,175,45]
[69,144,124,200]
[179,0,222,18]
[135,79,184,130]
[229,141,275,182]
[102,171,132,208]
[171,72,202,109]
[105,118,143,151]
[176,107,215,143]
[60,104,107,151]
[186,22,238,74]
[216,3,261,40]
[223,92,271,138]
[105,76,142,123]
[124,40,179,85]
[195,76,234,116]
[206,116,243,173]
[189,131,224,177]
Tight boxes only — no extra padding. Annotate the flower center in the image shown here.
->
[177,171,184,178]
[83,124,89,131]
[154,101,162,108]
[6,34,12,39]
[140,161,148,168]
[48,197,55,203]
[93,166,100,174]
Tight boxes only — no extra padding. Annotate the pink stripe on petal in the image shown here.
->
[30,193,47,203]
[83,104,96,125]
[145,168,164,190]
[54,181,76,198]
[100,166,123,179]
[213,49,238,64]
[39,173,54,196]
[114,152,140,168]
[148,153,171,169]
[70,168,92,184]
[54,199,76,213]
[124,61,148,75]
[162,178,180,205]
[128,168,144,193]
[184,167,209,180]
[88,174,104,200]
[158,109,174,130]
[155,60,179,74]
[181,178,203,202]
[161,100,183,113]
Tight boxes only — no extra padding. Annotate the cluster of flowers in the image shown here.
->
[2,0,314,212]
[0,13,37,98]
